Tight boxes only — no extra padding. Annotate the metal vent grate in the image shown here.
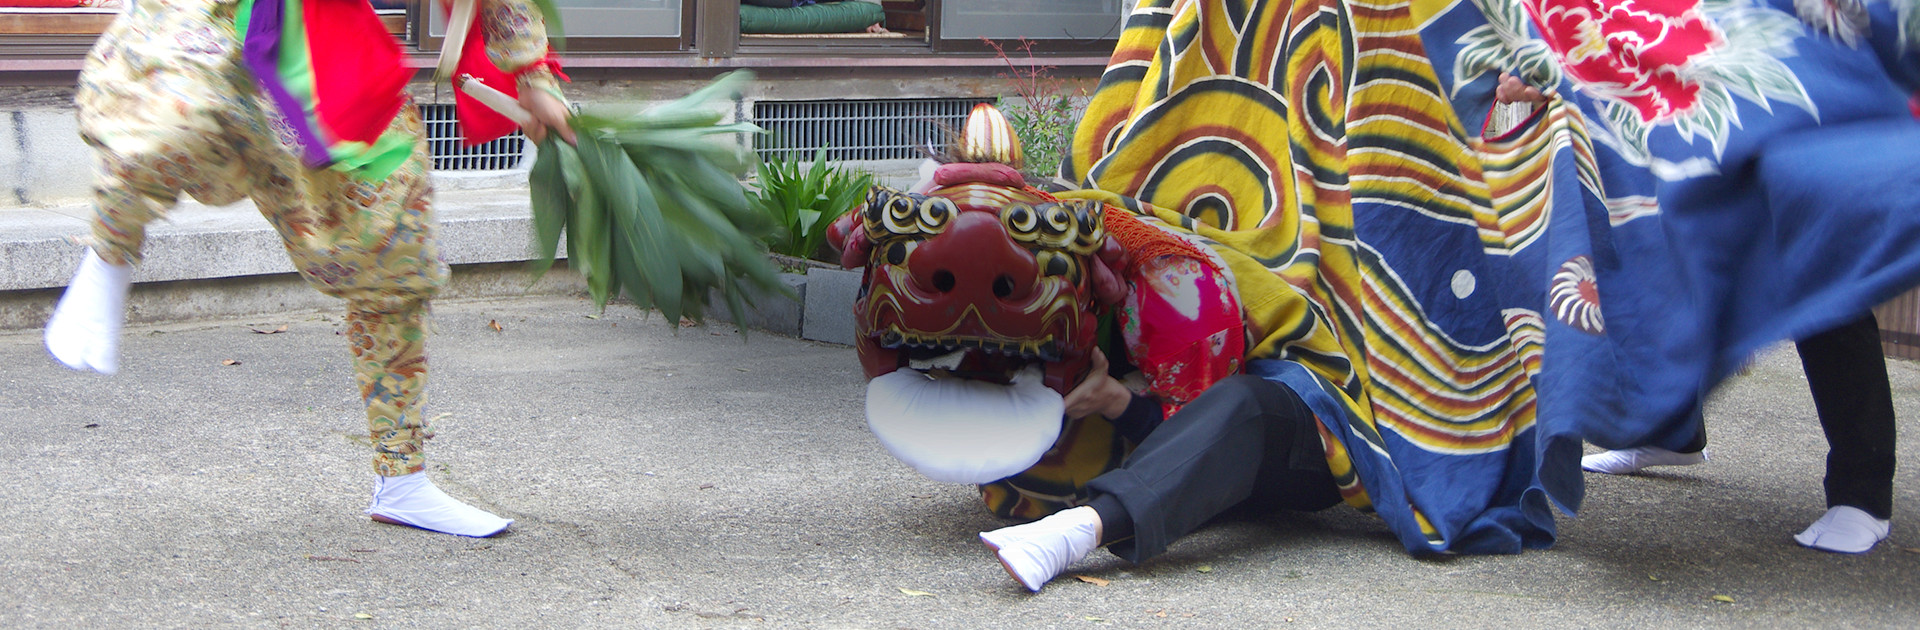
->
[752,97,992,162]
[419,104,527,171]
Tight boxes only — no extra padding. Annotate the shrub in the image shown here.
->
[983,37,1083,180]
[751,146,875,263]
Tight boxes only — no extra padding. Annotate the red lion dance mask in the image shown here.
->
[827,104,1128,484]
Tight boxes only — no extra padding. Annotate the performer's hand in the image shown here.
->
[1495,72,1549,105]
[519,89,576,145]
[1063,348,1134,420]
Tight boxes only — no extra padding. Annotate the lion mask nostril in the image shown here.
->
[992,275,1015,298]
[932,270,956,293]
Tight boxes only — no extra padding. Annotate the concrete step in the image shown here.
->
[0,164,921,331]
[0,176,581,330]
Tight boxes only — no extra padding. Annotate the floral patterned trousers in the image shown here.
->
[76,0,448,476]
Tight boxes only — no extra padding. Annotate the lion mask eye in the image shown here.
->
[1001,199,1105,256]
[863,187,955,241]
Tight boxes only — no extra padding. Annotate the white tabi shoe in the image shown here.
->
[44,248,131,374]
[1580,446,1708,475]
[1794,506,1890,554]
[366,472,513,537]
[980,506,1101,592]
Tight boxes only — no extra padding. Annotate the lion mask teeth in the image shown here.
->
[907,348,968,371]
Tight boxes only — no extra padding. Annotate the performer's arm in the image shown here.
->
[482,0,574,144]
[1484,72,1554,139]
[1103,393,1165,445]
[1062,348,1164,443]
[1494,72,1548,105]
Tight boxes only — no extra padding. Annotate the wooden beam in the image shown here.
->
[0,12,115,35]
[0,10,402,36]
[696,0,737,58]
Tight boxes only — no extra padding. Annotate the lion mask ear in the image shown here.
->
[1090,238,1129,307]
[827,209,869,270]
[830,187,895,270]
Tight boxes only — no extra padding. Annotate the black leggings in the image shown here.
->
[1085,375,1342,563]
[1679,313,1897,519]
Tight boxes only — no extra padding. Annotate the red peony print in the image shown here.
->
[1524,0,1726,122]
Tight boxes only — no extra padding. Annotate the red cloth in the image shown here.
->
[1121,253,1246,416]
[1105,212,1246,415]
[441,1,569,146]
[304,0,412,145]
[451,8,523,146]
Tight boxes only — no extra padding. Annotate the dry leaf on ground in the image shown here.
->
[1195,565,1213,573]
[896,587,935,597]
[249,325,288,334]
[488,320,504,332]
[1710,594,1735,603]
[221,359,241,366]
[1073,575,1110,586]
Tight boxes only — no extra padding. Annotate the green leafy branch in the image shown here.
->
[527,71,790,328]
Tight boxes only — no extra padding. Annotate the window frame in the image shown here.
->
[409,0,696,54]
[926,0,1126,54]
[721,0,1122,58]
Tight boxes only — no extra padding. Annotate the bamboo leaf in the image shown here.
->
[527,136,571,283]
[669,70,755,111]
[608,222,653,310]
[621,161,685,323]
[558,141,614,308]
[523,72,786,333]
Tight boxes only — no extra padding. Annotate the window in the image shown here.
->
[931,0,1125,53]
[726,0,1125,55]
[939,0,1126,41]
[419,0,692,52]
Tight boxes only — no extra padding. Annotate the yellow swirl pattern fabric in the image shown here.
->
[1061,0,1565,554]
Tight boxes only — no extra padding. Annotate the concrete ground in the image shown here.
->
[2,293,1917,629]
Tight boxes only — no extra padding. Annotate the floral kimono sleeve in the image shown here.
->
[480,0,563,97]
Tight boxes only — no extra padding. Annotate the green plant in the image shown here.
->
[527,71,788,327]
[983,37,1083,180]
[749,146,874,263]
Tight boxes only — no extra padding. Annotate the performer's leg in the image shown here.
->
[350,298,511,537]
[256,106,505,537]
[1580,427,1708,474]
[1793,313,1895,553]
[52,2,253,374]
[1083,375,1337,562]
[44,165,170,374]
[349,299,434,478]
[982,375,1336,590]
